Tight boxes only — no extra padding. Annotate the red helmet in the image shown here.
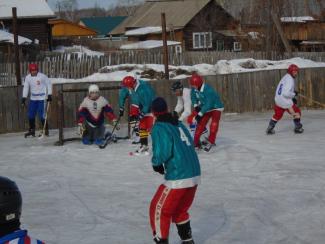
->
[122,76,136,89]
[28,63,38,72]
[189,74,203,88]
[288,64,299,75]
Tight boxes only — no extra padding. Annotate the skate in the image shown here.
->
[202,141,216,152]
[266,125,275,135]
[24,129,35,138]
[134,145,149,156]
[294,124,304,134]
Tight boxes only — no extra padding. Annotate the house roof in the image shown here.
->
[80,16,127,36]
[0,0,55,19]
[110,0,218,35]
[216,30,247,38]
[0,29,32,45]
[49,19,97,37]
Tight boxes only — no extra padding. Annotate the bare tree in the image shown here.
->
[55,0,78,21]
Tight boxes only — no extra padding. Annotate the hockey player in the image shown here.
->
[0,176,45,243]
[119,76,156,154]
[21,63,52,137]
[171,81,208,138]
[266,64,303,134]
[78,84,119,145]
[149,97,200,244]
[188,74,224,152]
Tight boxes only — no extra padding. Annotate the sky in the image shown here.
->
[47,0,144,11]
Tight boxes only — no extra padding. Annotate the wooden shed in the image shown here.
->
[110,0,246,52]
[0,0,55,50]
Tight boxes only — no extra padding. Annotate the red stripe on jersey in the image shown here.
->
[24,235,31,244]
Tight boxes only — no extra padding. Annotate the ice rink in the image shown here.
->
[1,110,325,244]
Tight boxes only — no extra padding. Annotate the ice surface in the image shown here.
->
[1,110,325,244]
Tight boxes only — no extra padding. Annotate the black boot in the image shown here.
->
[25,119,36,138]
[266,119,277,135]
[294,118,304,134]
[176,221,195,244]
[153,237,169,244]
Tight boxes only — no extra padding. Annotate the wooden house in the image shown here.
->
[0,0,55,50]
[49,19,97,38]
[110,0,248,52]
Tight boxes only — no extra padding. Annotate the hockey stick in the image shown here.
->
[298,94,325,108]
[99,116,121,149]
[39,102,50,139]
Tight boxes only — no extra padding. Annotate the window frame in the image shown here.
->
[192,32,212,49]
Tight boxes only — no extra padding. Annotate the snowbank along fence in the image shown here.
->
[0,67,324,134]
[1,51,325,87]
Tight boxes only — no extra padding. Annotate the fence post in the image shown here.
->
[57,84,64,145]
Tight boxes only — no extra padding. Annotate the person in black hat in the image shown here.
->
[0,176,45,243]
[149,97,200,244]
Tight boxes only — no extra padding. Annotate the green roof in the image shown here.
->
[80,16,127,36]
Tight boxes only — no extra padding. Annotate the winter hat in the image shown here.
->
[151,97,168,116]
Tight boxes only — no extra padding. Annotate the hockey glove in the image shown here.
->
[77,123,85,136]
[294,91,299,97]
[119,107,124,117]
[21,98,26,107]
[47,95,52,102]
[292,97,298,105]
[194,106,201,113]
[130,115,138,123]
[113,119,120,130]
[195,114,202,123]
[153,165,165,175]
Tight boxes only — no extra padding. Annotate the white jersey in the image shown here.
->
[174,88,192,121]
[274,73,296,109]
[22,72,52,101]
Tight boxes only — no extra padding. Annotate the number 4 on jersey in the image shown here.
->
[179,127,191,146]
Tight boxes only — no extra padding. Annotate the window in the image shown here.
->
[216,40,224,51]
[193,32,212,49]
[233,42,242,51]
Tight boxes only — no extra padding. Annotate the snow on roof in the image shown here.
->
[125,27,163,36]
[301,41,325,45]
[120,40,181,50]
[0,29,32,45]
[280,16,315,23]
[0,0,55,19]
[53,45,104,58]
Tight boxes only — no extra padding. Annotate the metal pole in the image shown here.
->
[161,13,169,79]
[58,85,64,145]
[12,7,21,86]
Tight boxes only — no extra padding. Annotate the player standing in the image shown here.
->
[149,97,200,244]
[266,64,303,134]
[21,63,52,137]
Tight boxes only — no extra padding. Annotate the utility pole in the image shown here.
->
[12,7,21,86]
[161,13,169,80]
[266,0,272,59]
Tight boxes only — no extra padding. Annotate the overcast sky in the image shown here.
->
[47,0,144,11]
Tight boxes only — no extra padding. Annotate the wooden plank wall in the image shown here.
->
[0,67,324,134]
[1,51,325,87]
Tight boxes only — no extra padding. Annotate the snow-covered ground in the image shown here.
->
[1,110,325,244]
[51,57,325,84]
[53,45,104,58]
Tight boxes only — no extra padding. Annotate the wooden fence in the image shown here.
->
[0,67,324,134]
[1,51,325,87]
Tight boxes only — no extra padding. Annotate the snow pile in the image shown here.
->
[120,40,181,50]
[125,27,162,36]
[0,29,32,45]
[50,57,325,84]
[53,45,104,58]
[281,16,315,23]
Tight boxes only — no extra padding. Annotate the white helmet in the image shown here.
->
[88,84,99,94]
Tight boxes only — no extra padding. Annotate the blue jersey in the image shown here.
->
[0,230,44,244]
[151,118,201,189]
[191,83,224,115]
[119,80,156,114]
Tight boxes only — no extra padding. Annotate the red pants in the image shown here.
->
[130,104,153,131]
[149,184,197,239]
[272,104,301,121]
[194,110,221,146]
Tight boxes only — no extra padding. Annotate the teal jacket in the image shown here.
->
[151,117,201,188]
[119,80,156,114]
[191,83,224,115]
